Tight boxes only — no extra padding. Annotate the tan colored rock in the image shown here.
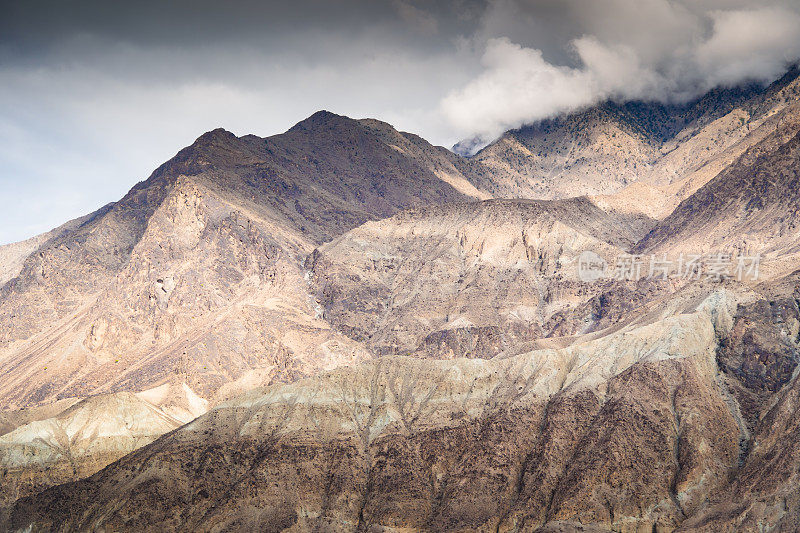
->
[0,111,490,412]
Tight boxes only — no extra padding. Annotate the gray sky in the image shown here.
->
[2,0,799,244]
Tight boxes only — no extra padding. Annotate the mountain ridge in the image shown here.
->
[3,67,800,531]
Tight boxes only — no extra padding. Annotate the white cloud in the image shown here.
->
[441,38,595,142]
[442,1,800,147]
[696,7,800,87]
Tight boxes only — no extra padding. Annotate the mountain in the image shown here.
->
[11,278,800,532]
[0,212,99,287]
[0,111,503,509]
[5,74,799,413]
[635,102,800,266]
[470,67,800,218]
[0,111,491,413]
[3,66,800,532]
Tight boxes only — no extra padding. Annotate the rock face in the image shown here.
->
[716,298,800,432]
[307,197,646,358]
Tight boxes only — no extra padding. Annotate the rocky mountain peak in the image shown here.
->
[194,127,237,143]
[286,109,354,133]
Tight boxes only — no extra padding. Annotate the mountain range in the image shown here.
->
[2,67,800,532]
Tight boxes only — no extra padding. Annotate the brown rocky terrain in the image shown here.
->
[0,211,102,288]
[307,197,653,359]
[636,104,800,263]
[0,112,497,508]
[469,102,664,199]
[8,278,800,532]
[0,391,187,524]
[0,111,492,412]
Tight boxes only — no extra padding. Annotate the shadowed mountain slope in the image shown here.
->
[3,292,760,532]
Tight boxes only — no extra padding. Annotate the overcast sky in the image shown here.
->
[1,0,799,244]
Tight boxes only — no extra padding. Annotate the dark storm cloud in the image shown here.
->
[1,0,799,243]
[0,1,479,54]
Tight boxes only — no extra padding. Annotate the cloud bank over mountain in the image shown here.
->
[443,1,800,146]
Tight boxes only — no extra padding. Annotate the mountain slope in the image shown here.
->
[307,197,654,359]
[635,104,800,265]
[7,292,750,532]
[0,391,185,519]
[469,68,800,216]
[469,102,663,199]
[13,282,800,532]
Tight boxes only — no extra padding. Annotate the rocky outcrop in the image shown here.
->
[716,298,800,432]
[680,307,800,531]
